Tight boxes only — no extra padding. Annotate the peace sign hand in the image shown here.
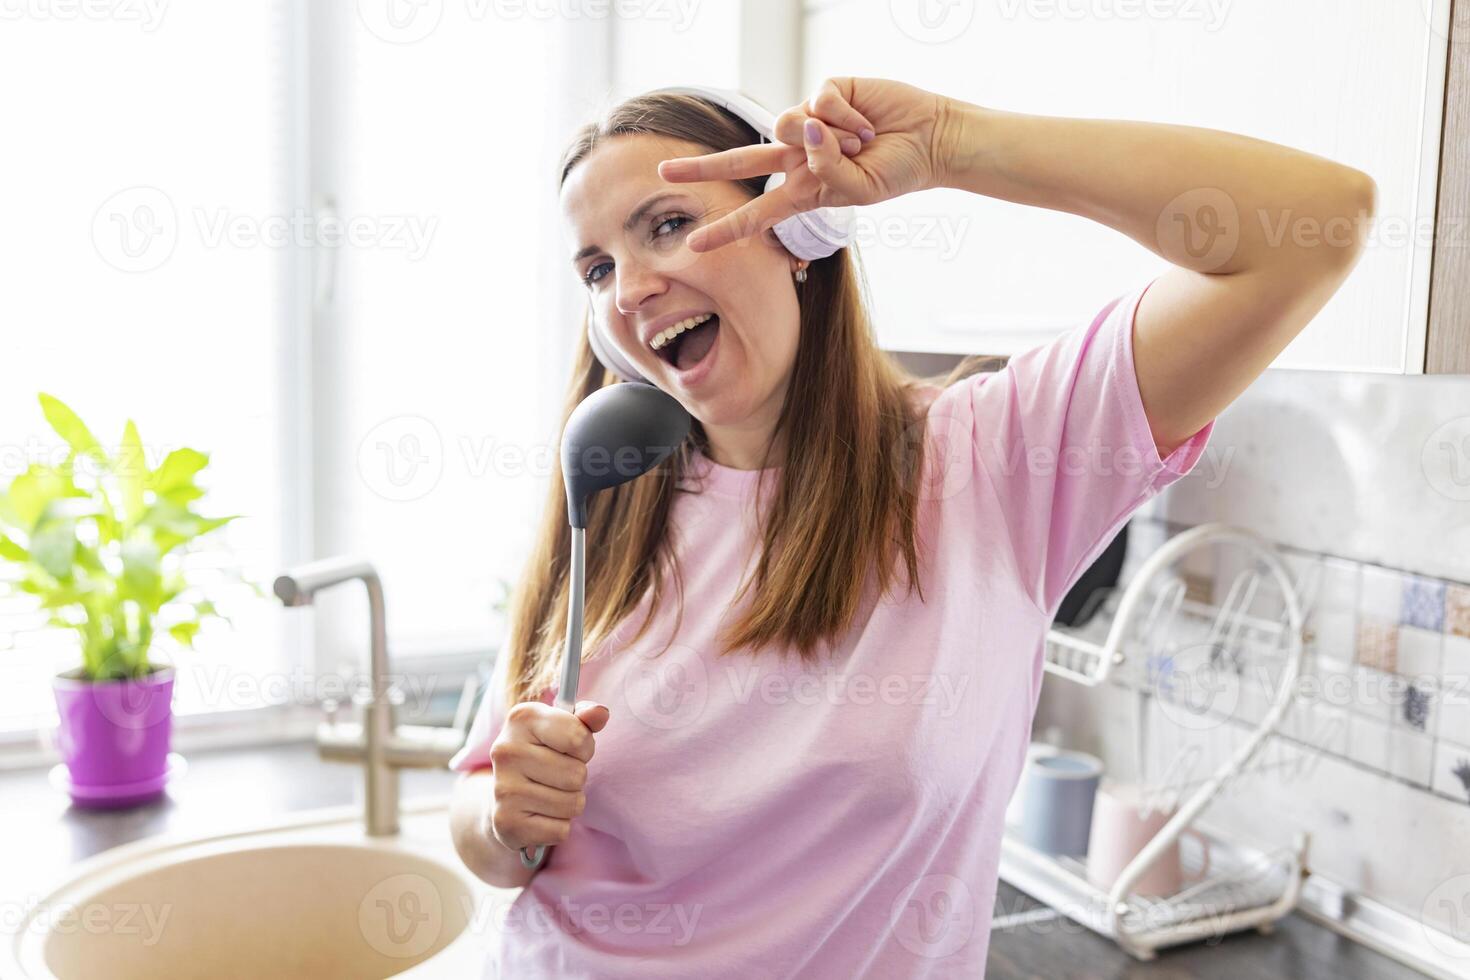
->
[657,77,953,253]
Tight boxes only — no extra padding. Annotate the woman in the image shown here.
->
[448,78,1374,977]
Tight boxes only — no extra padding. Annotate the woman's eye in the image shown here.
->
[582,261,611,286]
[653,214,692,238]
[581,214,693,286]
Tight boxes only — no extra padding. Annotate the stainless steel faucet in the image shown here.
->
[273,555,480,836]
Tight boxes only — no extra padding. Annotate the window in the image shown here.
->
[0,3,600,740]
[305,8,596,678]
[0,4,291,732]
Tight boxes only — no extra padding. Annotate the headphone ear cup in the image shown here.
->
[587,315,648,384]
[763,171,855,261]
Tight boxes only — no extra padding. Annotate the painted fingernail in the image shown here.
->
[840,137,860,154]
[859,127,875,143]
[804,119,823,145]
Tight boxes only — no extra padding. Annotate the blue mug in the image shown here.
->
[1017,749,1104,857]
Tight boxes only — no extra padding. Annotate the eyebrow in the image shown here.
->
[570,191,688,266]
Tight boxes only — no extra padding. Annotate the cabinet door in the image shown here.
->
[803,0,1451,373]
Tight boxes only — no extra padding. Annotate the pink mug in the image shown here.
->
[1086,781,1211,898]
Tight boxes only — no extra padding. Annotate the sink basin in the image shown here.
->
[3,798,514,979]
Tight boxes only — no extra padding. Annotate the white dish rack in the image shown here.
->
[1000,522,1311,960]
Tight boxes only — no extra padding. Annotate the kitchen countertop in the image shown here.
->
[0,743,1429,978]
[988,880,1427,979]
[0,741,459,890]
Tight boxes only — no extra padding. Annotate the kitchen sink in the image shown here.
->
[3,798,513,979]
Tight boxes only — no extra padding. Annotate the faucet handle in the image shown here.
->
[322,697,340,726]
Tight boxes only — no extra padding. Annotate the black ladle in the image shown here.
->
[521,382,692,870]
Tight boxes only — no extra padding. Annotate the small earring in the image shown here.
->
[794,265,808,283]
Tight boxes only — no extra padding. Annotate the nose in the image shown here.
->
[613,254,669,318]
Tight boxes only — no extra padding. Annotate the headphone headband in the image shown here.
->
[585,84,857,384]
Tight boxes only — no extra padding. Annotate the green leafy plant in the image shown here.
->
[0,394,250,681]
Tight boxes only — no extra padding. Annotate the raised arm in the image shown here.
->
[933,101,1377,455]
[660,77,1376,456]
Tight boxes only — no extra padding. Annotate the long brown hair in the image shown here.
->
[500,90,998,705]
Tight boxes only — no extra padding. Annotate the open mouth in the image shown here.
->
[654,314,720,373]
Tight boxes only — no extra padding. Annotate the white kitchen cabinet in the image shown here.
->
[801,0,1459,373]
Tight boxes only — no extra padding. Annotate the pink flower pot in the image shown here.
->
[51,664,176,809]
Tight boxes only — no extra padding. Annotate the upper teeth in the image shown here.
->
[650,313,714,351]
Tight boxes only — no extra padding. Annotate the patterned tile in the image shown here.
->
[1447,632,1470,667]
[1311,611,1357,664]
[1355,617,1398,674]
[1447,584,1470,639]
[1350,665,1400,723]
[1396,624,1444,681]
[1400,678,1436,734]
[1432,743,1470,805]
[1387,726,1436,787]
[1439,636,1470,749]
[1360,566,1404,622]
[1346,714,1392,773]
[1445,632,1470,671]
[1308,645,1354,706]
[1290,701,1349,755]
[1307,558,1358,663]
[1401,576,1446,631]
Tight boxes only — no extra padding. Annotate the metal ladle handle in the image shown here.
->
[520,527,585,871]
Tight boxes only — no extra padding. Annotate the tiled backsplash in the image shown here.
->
[1033,363,1470,952]
[1114,517,1470,806]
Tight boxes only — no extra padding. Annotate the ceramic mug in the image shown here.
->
[1086,781,1212,897]
[1017,749,1104,857]
[1006,742,1061,828]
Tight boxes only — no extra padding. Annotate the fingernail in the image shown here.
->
[804,118,822,145]
[859,127,875,143]
[840,136,860,154]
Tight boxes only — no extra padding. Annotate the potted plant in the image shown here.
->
[0,394,244,808]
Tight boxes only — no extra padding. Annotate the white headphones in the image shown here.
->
[585,84,858,384]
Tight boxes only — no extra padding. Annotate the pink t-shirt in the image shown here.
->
[450,277,1215,978]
